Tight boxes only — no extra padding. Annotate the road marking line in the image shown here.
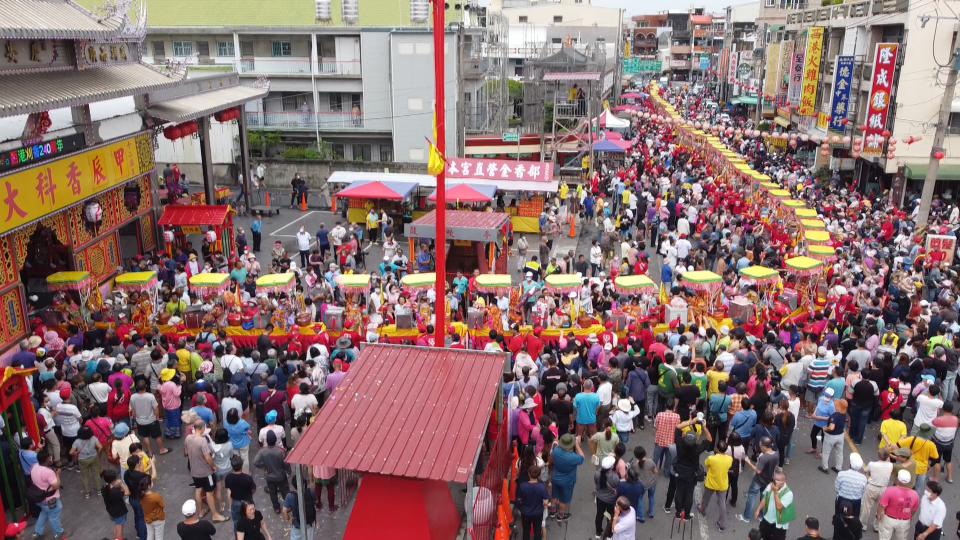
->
[270,211,318,236]
[696,483,708,540]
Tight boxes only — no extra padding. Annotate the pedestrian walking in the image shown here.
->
[251,217,263,252]
[283,477,316,540]
[755,469,795,540]
[915,481,945,540]
[861,449,894,532]
[549,434,584,522]
[516,464,549,540]
[177,499,216,540]
[699,439,733,531]
[253,430,290,514]
[877,470,920,540]
[141,476,165,540]
[236,500,271,540]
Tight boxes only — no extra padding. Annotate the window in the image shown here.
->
[354,144,371,161]
[172,41,193,57]
[518,15,528,23]
[240,41,254,57]
[331,143,345,160]
[329,94,343,112]
[197,41,210,57]
[596,37,606,43]
[553,15,563,23]
[152,41,165,58]
[765,0,775,6]
[949,113,960,134]
[380,144,394,162]
[271,41,292,57]
[217,41,235,57]
[551,38,562,44]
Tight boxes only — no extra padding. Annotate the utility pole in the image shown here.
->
[918,27,960,226]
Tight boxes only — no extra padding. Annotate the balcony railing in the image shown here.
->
[239,56,312,74]
[671,45,692,54]
[553,99,587,118]
[634,39,658,48]
[669,60,692,69]
[785,0,907,26]
[318,59,361,76]
[246,111,366,129]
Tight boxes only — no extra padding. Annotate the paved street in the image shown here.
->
[51,195,960,539]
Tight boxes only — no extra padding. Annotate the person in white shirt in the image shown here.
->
[513,349,537,379]
[221,387,243,421]
[290,382,319,419]
[676,235,692,260]
[589,241,603,277]
[610,398,641,444]
[716,345,736,373]
[86,373,111,407]
[915,387,945,434]
[220,346,245,376]
[915,481,946,540]
[596,373,613,408]
[861,449,894,532]
[610,497,636,540]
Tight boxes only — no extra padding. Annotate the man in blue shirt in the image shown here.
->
[573,379,601,438]
[316,223,329,259]
[251,216,263,252]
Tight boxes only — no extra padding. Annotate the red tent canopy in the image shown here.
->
[335,180,416,200]
[427,183,496,203]
[157,205,232,227]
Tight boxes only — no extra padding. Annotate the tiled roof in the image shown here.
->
[543,71,601,81]
[0,0,123,39]
[286,344,506,483]
[148,84,268,123]
[157,205,232,227]
[0,63,185,118]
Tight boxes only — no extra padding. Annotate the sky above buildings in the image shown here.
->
[592,0,755,13]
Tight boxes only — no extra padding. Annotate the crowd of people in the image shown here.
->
[6,79,960,540]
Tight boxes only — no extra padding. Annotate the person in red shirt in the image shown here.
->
[508,327,526,356]
[599,321,616,348]
[526,328,544,361]
[638,322,655,352]
[877,470,920,537]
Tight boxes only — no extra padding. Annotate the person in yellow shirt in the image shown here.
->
[621,188,631,209]
[559,181,569,201]
[365,207,379,244]
[880,410,908,452]
[175,340,192,381]
[707,361,730,395]
[898,423,940,494]
[699,440,734,530]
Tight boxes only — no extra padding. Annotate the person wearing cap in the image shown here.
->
[877,469,920,540]
[861,448,895,532]
[594,454,621,538]
[915,481,946,540]
[54,387,82,471]
[753,468,795,540]
[177,498,216,540]
[550,433,584,522]
[897,424,940,496]
[835,453,868,516]
[610,398,641,445]
[808,386,836,458]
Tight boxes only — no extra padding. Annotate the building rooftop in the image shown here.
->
[286,344,506,484]
[0,63,185,118]
[0,0,124,40]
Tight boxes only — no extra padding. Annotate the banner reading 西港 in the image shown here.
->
[798,27,825,116]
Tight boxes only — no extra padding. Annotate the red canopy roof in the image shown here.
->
[157,205,232,227]
[427,183,496,203]
[334,180,415,201]
[286,344,506,483]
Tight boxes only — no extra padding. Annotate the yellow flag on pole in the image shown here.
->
[659,282,669,306]
[427,111,445,176]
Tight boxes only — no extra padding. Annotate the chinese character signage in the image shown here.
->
[76,41,133,70]
[0,39,71,73]
[623,58,662,74]
[829,56,854,132]
[925,234,957,265]
[445,158,554,182]
[699,55,710,71]
[777,41,794,107]
[0,133,85,174]
[799,27,824,116]
[763,43,780,106]
[817,112,830,131]
[788,51,805,106]
[0,133,150,236]
[863,43,899,158]
[728,48,739,84]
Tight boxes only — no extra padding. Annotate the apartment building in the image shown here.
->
[718,2,760,102]
[140,0,506,164]
[630,14,668,58]
[491,0,622,77]
[777,0,960,196]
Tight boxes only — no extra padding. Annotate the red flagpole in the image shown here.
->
[432,0,446,348]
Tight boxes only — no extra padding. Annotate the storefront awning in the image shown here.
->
[335,180,417,200]
[0,63,185,117]
[157,205,232,227]
[427,183,497,203]
[904,162,960,181]
[148,85,268,123]
[327,170,557,193]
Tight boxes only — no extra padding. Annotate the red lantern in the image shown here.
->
[163,126,176,140]
[934,150,946,160]
[882,129,891,138]
[170,126,182,140]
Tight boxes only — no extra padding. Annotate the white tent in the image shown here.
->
[594,109,630,129]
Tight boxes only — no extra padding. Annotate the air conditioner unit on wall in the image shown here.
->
[316,0,331,20]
